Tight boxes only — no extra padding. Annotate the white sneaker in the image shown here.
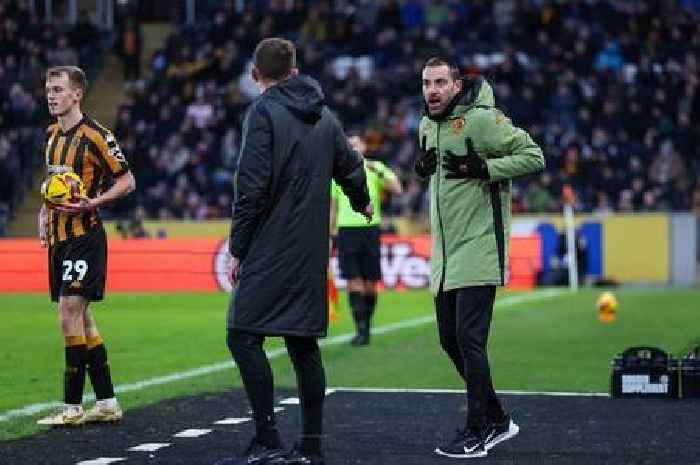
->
[37,405,85,426]
[84,401,123,423]
[485,418,520,451]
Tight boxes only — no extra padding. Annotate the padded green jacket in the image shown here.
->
[418,77,545,294]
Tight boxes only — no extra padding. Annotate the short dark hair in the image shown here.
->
[254,38,296,81]
[423,57,461,81]
[46,66,87,94]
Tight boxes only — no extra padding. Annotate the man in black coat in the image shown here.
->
[218,38,372,465]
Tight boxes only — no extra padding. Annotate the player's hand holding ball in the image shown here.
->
[41,171,95,214]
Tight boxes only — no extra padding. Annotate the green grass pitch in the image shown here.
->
[1,288,698,440]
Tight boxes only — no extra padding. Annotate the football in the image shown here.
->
[597,291,618,323]
[41,172,86,205]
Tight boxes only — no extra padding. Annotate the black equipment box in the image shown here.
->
[610,346,679,399]
[680,346,700,398]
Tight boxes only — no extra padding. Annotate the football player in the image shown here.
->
[37,66,135,426]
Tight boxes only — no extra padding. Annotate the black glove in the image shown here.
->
[442,137,489,180]
[414,136,437,178]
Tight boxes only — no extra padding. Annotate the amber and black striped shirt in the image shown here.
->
[44,115,129,245]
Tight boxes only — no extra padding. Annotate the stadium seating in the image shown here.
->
[114,0,699,221]
[2,1,699,229]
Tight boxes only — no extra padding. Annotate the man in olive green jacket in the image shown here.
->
[416,57,544,459]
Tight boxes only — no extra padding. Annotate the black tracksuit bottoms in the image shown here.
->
[435,285,506,431]
[227,329,326,445]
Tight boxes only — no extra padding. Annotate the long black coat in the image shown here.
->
[227,75,369,337]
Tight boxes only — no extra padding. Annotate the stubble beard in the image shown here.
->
[428,97,449,116]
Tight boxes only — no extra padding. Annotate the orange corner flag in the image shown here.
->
[328,270,339,323]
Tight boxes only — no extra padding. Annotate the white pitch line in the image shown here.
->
[128,443,171,452]
[498,389,608,397]
[0,289,566,422]
[214,417,251,425]
[173,428,212,438]
[331,387,609,398]
[279,397,300,405]
[75,458,126,465]
[1,400,64,421]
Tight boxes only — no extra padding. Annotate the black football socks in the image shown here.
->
[86,340,115,401]
[64,337,87,405]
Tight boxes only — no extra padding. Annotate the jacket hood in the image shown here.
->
[424,75,494,121]
[265,75,324,123]
[459,75,494,109]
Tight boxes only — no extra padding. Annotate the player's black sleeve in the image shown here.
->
[229,102,272,259]
[330,114,369,213]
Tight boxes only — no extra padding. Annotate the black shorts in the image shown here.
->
[49,227,107,303]
[337,226,381,281]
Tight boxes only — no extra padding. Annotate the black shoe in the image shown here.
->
[434,427,487,458]
[485,416,519,451]
[350,334,369,346]
[268,445,324,465]
[214,437,285,465]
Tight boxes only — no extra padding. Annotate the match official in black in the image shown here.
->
[219,38,371,465]
[331,135,402,346]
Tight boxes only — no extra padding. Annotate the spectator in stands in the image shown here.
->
[47,35,79,66]
[299,6,327,45]
[185,87,214,129]
[115,206,150,239]
[0,137,18,216]
[69,10,101,79]
[0,202,8,236]
[117,17,143,82]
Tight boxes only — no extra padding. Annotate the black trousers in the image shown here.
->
[227,329,326,442]
[435,285,505,431]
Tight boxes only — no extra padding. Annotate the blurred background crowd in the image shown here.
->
[1,0,700,233]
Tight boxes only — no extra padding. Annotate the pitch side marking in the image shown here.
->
[75,459,126,465]
[173,428,212,438]
[128,443,171,452]
[1,289,567,422]
[332,387,609,397]
[215,417,251,425]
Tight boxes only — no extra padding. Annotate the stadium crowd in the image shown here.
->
[3,0,700,232]
[112,0,700,222]
[0,0,103,235]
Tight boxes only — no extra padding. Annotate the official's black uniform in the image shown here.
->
[227,75,369,456]
[44,116,129,302]
[337,226,382,281]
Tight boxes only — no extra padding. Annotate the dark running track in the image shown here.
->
[1,389,699,465]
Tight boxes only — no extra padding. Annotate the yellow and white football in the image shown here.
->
[41,172,86,205]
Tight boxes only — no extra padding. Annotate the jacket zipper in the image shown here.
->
[434,122,447,289]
